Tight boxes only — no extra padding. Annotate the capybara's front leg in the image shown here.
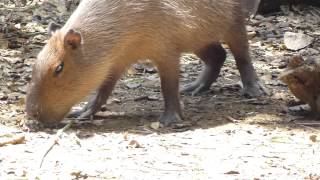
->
[155,57,183,126]
[68,65,125,120]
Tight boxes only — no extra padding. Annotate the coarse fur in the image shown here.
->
[26,0,263,125]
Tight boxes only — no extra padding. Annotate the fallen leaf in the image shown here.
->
[128,140,142,148]
[0,135,25,147]
[310,135,317,143]
[224,170,240,175]
[71,170,88,179]
[271,136,292,143]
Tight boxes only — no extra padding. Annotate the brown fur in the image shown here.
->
[280,55,320,114]
[26,0,263,125]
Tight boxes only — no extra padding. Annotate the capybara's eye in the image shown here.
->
[54,62,64,76]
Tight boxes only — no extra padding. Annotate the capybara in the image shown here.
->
[26,0,266,126]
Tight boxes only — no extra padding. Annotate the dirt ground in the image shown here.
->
[0,1,320,179]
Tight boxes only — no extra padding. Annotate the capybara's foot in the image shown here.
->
[67,96,104,120]
[159,112,183,126]
[181,82,211,96]
[242,81,269,98]
[67,109,84,118]
[67,107,95,120]
[69,109,94,120]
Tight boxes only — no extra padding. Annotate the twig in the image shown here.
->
[134,95,149,101]
[226,116,241,123]
[39,120,74,168]
[295,121,320,126]
[213,98,259,105]
[141,165,189,172]
[0,135,25,147]
[233,98,258,103]
[295,123,320,133]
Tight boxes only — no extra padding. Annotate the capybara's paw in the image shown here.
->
[181,82,210,96]
[67,107,96,121]
[242,81,270,98]
[67,109,84,118]
[77,108,97,120]
[159,112,183,126]
[68,95,105,120]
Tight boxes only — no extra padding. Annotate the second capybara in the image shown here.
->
[26,0,266,126]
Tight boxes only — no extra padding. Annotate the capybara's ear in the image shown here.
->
[48,22,62,36]
[64,29,82,49]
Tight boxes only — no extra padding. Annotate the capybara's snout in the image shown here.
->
[26,88,68,125]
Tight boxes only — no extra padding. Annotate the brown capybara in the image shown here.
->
[26,0,266,126]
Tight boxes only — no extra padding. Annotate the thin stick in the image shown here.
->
[39,121,74,168]
[226,116,241,123]
[295,124,320,133]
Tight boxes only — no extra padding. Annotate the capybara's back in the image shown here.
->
[63,0,243,52]
[26,0,265,126]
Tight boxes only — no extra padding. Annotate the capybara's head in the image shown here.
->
[26,23,97,125]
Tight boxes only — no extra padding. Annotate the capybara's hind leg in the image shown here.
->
[181,43,226,95]
[225,25,267,97]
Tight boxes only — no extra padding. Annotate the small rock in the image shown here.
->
[126,82,141,89]
[254,14,264,20]
[107,98,121,105]
[288,104,310,113]
[100,105,108,112]
[284,32,314,51]
[246,25,255,32]
[150,122,160,130]
[147,95,159,101]
[145,67,157,73]
[277,22,289,28]
[247,31,257,39]
[132,63,144,72]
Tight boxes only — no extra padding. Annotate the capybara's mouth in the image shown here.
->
[36,117,65,127]
[26,107,58,125]
[26,102,68,126]
[28,111,66,127]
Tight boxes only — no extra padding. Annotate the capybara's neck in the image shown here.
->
[61,1,124,65]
